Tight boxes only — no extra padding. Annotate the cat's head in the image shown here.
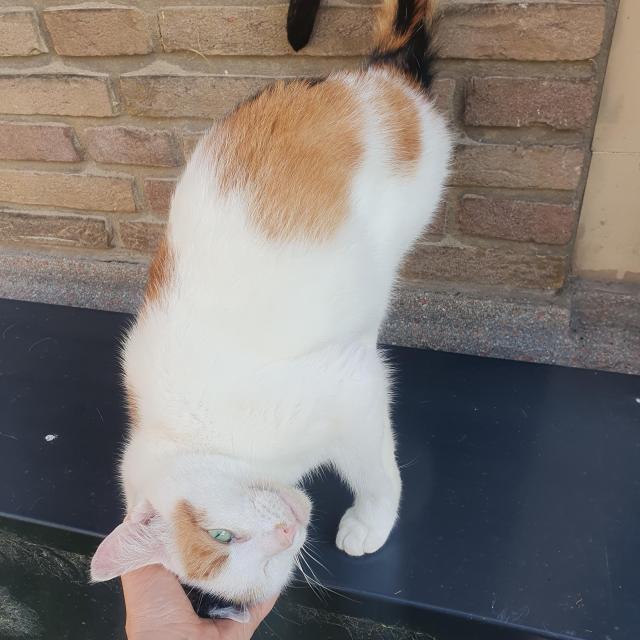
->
[90,454,311,604]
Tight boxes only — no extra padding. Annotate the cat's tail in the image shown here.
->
[286,0,321,52]
[370,0,439,90]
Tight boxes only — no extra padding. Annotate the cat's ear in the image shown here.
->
[287,0,322,52]
[90,502,171,582]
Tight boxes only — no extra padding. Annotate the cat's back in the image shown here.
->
[146,68,449,354]
[123,0,449,451]
[205,75,364,243]
[186,67,450,245]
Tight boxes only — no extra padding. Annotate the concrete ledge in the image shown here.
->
[382,284,571,364]
[1,248,638,375]
[0,247,146,313]
[383,280,640,375]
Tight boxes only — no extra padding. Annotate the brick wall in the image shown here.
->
[2,0,637,374]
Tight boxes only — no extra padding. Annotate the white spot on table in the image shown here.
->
[44,434,58,442]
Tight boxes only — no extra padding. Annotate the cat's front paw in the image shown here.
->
[335,506,394,556]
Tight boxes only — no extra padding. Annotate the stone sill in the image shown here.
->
[0,246,638,375]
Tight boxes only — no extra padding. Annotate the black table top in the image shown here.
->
[1,298,639,640]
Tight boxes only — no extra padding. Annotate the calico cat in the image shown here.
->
[91,0,451,608]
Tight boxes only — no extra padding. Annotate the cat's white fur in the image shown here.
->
[91,67,452,604]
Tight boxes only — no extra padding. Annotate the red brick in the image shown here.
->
[158,5,373,56]
[0,170,136,212]
[419,197,451,239]
[143,178,176,215]
[427,202,447,237]
[119,220,165,252]
[439,3,605,61]
[402,243,566,290]
[84,126,182,167]
[431,78,456,122]
[0,71,115,117]
[0,9,47,56]
[42,6,152,56]
[0,210,108,249]
[465,77,597,130]
[0,122,80,162]
[120,69,272,118]
[452,144,584,191]
[181,131,205,158]
[458,195,577,245]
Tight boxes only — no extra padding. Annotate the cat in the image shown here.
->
[91,0,452,608]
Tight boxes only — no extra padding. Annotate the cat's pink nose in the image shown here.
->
[276,523,297,548]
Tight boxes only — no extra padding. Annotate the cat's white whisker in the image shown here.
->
[294,556,325,602]
[297,552,335,602]
[301,546,331,575]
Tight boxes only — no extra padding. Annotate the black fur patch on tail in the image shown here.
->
[371,0,437,90]
[287,0,322,51]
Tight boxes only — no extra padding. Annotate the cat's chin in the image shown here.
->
[178,538,302,607]
[183,577,288,609]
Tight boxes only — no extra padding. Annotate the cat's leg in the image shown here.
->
[333,405,402,557]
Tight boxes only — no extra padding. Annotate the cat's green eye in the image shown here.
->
[208,529,234,544]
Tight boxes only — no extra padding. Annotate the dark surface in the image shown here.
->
[1,298,639,640]
[1,515,458,640]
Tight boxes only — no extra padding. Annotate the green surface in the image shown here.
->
[0,517,428,640]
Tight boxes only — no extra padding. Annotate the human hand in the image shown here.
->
[121,564,277,640]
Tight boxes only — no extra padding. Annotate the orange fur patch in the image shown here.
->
[377,74,421,169]
[374,0,434,54]
[173,500,229,581]
[211,78,363,242]
[144,236,173,303]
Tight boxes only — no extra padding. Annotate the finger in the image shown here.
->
[122,564,201,630]
[123,564,190,605]
[248,595,278,626]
